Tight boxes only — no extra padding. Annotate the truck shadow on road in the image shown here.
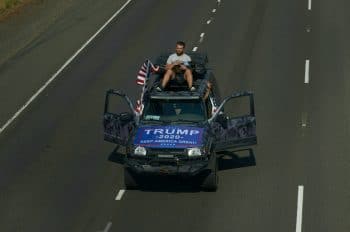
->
[217,148,256,171]
[108,147,256,192]
[108,146,126,164]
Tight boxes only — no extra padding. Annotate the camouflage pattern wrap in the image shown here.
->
[211,115,256,142]
[103,114,135,145]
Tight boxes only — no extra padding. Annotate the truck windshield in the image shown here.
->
[142,98,207,122]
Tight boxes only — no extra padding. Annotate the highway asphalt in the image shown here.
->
[0,0,349,231]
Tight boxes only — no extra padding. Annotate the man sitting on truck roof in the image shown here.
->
[156,41,195,92]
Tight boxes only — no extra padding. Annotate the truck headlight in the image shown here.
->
[134,146,147,156]
[187,147,202,157]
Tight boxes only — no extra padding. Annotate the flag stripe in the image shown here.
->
[136,59,159,86]
[138,71,147,76]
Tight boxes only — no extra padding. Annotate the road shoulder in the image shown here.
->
[0,0,129,124]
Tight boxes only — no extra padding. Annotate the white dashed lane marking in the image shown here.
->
[301,112,308,127]
[308,0,312,10]
[296,186,304,232]
[304,59,310,83]
[306,25,311,33]
[191,0,222,51]
[115,189,126,200]
[199,32,205,43]
[97,222,112,232]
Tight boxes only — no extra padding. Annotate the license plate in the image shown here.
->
[158,154,174,158]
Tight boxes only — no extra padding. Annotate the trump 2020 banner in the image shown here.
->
[133,126,204,148]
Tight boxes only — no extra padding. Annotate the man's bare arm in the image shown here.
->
[166,60,183,70]
[165,63,174,70]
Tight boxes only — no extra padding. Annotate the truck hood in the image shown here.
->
[133,125,205,148]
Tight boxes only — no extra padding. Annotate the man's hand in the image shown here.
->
[165,63,174,70]
[166,61,186,70]
[179,64,187,70]
[174,60,183,65]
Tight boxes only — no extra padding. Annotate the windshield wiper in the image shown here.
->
[140,119,170,124]
[171,119,202,124]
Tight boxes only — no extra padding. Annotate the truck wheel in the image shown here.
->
[124,168,138,189]
[201,162,218,192]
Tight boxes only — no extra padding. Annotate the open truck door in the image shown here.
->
[208,91,257,152]
[103,89,137,146]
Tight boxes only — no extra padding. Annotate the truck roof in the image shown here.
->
[140,52,214,101]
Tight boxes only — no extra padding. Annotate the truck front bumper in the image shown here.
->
[125,155,215,176]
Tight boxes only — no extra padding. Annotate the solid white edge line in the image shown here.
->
[304,59,310,84]
[0,0,132,135]
[296,185,304,232]
[192,47,198,52]
[115,189,126,200]
[308,0,312,10]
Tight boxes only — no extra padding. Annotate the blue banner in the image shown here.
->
[133,126,204,148]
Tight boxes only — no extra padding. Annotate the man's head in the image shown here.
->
[175,41,186,55]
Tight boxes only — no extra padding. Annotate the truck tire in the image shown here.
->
[201,159,218,192]
[124,168,138,189]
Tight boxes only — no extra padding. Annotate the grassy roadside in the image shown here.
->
[0,0,21,11]
[0,0,32,21]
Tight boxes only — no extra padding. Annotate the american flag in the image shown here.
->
[135,60,159,114]
[136,60,159,86]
